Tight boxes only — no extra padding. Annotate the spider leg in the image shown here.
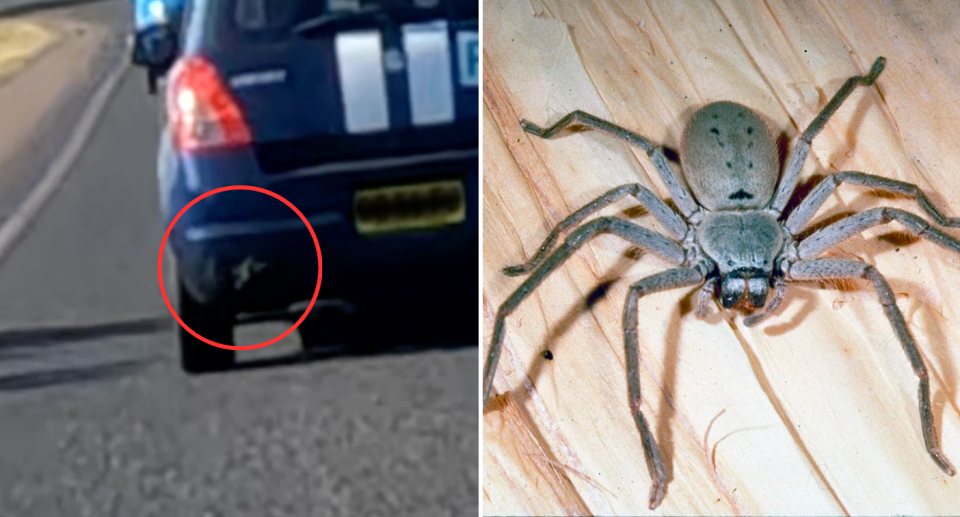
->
[797,207,960,259]
[786,171,960,235]
[623,267,705,509]
[694,277,717,319]
[502,184,688,277]
[521,110,700,217]
[770,57,886,213]
[787,258,956,476]
[521,109,657,152]
[743,277,787,327]
[483,217,685,405]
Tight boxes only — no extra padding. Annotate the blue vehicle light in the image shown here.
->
[133,0,185,30]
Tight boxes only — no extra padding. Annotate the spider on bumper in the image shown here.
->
[482,56,959,510]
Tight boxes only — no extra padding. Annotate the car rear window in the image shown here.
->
[230,0,478,35]
[233,0,300,32]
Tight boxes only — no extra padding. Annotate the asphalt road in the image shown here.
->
[0,3,478,516]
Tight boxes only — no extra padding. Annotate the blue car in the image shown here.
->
[158,0,479,372]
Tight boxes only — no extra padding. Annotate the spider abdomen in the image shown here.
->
[681,101,780,211]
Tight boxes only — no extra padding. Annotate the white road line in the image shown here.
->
[0,59,130,268]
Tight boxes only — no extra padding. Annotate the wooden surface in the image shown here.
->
[481,1,960,515]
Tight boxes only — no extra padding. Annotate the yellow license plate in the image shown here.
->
[354,180,466,235]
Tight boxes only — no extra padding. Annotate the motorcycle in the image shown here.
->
[130,0,182,94]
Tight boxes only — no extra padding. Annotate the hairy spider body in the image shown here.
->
[483,56,960,510]
[695,210,785,309]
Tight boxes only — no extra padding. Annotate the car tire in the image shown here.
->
[298,306,353,350]
[147,69,158,94]
[177,278,236,374]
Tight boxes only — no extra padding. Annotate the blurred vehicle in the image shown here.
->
[158,0,479,373]
[130,0,185,93]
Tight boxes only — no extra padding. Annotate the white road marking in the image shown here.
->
[0,58,130,268]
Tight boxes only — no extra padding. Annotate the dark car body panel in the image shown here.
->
[159,0,479,314]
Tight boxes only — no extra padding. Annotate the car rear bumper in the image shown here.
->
[161,138,478,313]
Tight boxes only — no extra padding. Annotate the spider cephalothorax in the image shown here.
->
[694,210,784,310]
[483,56,959,510]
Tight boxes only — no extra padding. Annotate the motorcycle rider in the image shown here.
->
[131,0,185,93]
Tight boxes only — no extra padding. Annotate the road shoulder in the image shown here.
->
[0,14,121,225]
[0,18,60,84]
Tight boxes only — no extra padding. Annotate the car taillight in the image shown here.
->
[167,56,252,151]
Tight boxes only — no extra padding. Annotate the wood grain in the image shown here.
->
[481,1,960,515]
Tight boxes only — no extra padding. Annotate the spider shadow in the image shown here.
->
[772,91,875,220]
[843,91,876,155]
[777,178,960,409]
[506,248,693,493]
[495,261,629,494]
[754,273,928,337]
[775,275,958,450]
[655,286,698,493]
[916,302,959,439]
[514,250,642,400]
[754,286,820,336]
[887,270,960,428]
[512,207,654,396]
[505,248,699,501]
[781,172,828,223]
[789,169,960,415]
[835,88,960,448]
[779,85,903,222]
